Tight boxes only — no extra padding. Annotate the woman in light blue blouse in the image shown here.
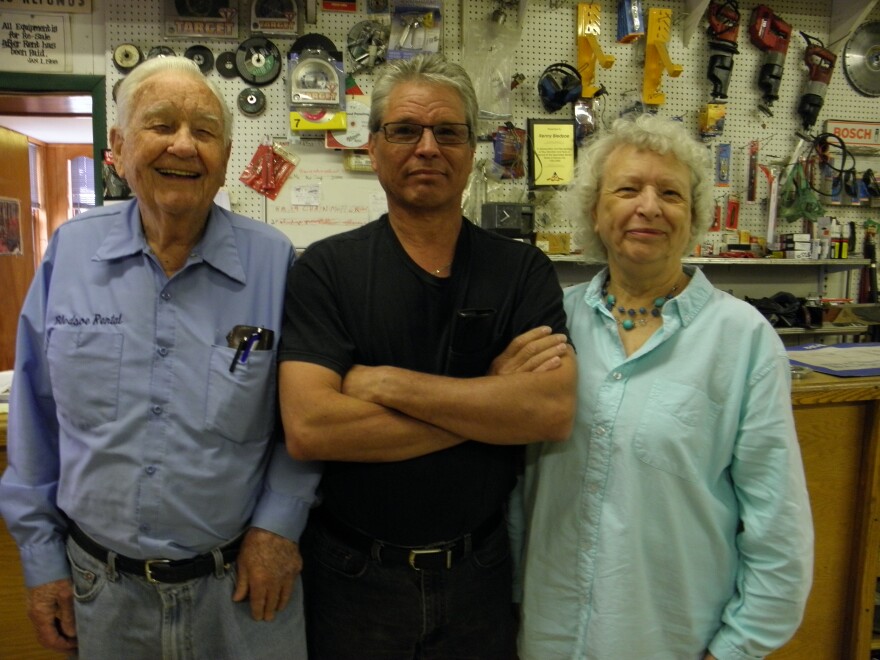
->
[517,114,814,660]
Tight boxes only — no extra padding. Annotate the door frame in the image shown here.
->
[2,73,106,205]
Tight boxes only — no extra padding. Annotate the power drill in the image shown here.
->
[748,4,792,116]
[706,0,740,101]
[797,32,836,131]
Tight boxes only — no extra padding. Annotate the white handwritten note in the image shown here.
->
[267,146,386,247]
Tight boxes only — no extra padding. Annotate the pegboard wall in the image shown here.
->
[104,0,880,257]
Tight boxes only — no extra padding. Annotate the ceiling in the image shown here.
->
[0,93,94,144]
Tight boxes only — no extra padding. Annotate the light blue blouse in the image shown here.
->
[518,266,813,660]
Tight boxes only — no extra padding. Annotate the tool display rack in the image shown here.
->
[102,0,880,308]
[103,1,878,223]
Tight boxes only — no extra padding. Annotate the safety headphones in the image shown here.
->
[537,62,583,113]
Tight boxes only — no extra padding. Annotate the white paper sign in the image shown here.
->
[267,146,386,248]
[0,0,90,14]
[0,12,68,72]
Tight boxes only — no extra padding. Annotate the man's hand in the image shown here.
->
[341,364,381,403]
[489,326,569,376]
[232,527,302,622]
[340,327,570,404]
[27,578,77,652]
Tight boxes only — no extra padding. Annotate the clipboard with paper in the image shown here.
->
[787,343,880,377]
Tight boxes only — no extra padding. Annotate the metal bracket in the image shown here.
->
[576,4,615,99]
[642,8,683,106]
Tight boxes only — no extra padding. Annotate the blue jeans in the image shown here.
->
[301,516,517,660]
[66,535,306,659]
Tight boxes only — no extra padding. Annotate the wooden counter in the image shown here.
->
[774,372,880,659]
[2,373,880,657]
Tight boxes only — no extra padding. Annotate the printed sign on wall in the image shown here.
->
[1,0,90,14]
[0,12,69,72]
[824,120,880,150]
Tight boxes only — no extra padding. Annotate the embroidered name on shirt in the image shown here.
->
[55,314,123,326]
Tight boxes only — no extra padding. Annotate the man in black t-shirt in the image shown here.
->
[278,53,576,659]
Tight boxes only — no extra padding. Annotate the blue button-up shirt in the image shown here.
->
[0,200,321,587]
[518,267,813,660]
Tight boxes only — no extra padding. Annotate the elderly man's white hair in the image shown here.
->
[113,56,233,147]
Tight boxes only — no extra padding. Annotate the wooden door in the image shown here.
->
[0,127,34,371]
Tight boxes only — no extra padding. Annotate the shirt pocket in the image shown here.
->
[445,309,499,377]
[47,328,123,430]
[633,381,721,483]
[204,345,275,443]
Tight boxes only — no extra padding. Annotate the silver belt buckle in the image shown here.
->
[408,547,452,570]
[144,558,171,584]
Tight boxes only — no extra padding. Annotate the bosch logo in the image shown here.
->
[832,127,878,140]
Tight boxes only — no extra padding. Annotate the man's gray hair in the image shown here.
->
[113,56,233,146]
[369,54,479,147]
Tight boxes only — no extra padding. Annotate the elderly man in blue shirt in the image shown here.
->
[0,56,320,658]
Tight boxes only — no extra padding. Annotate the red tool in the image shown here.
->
[710,199,722,232]
[725,196,740,230]
[797,32,836,131]
[748,4,792,116]
[746,140,759,202]
[706,0,740,101]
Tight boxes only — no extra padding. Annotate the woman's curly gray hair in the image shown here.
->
[563,114,714,262]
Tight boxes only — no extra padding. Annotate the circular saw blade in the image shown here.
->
[236,36,282,86]
[843,21,880,97]
[185,45,214,75]
[237,87,267,116]
[216,51,238,78]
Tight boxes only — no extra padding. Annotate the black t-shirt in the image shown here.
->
[279,216,567,544]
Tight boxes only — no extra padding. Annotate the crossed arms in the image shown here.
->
[280,326,577,463]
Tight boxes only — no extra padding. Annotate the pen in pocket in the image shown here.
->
[227,325,274,373]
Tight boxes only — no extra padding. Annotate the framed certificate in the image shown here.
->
[527,119,577,188]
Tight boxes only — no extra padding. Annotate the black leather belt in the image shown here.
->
[316,510,503,571]
[68,522,242,584]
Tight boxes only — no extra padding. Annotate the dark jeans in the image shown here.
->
[301,515,517,660]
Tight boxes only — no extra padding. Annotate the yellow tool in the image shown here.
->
[698,103,726,138]
[642,8,683,106]
[576,4,614,98]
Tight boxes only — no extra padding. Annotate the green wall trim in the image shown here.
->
[1,73,107,205]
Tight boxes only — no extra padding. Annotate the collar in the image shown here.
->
[92,200,247,284]
[585,265,713,328]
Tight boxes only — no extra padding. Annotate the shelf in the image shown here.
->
[775,323,868,336]
[547,255,590,263]
[684,258,871,267]
[548,256,871,267]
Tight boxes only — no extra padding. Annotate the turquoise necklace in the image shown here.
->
[601,277,681,331]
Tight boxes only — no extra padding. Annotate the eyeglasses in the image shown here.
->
[379,122,471,145]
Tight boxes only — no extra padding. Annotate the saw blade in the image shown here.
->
[843,21,880,97]
[235,36,282,86]
[237,87,267,116]
[185,45,214,75]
